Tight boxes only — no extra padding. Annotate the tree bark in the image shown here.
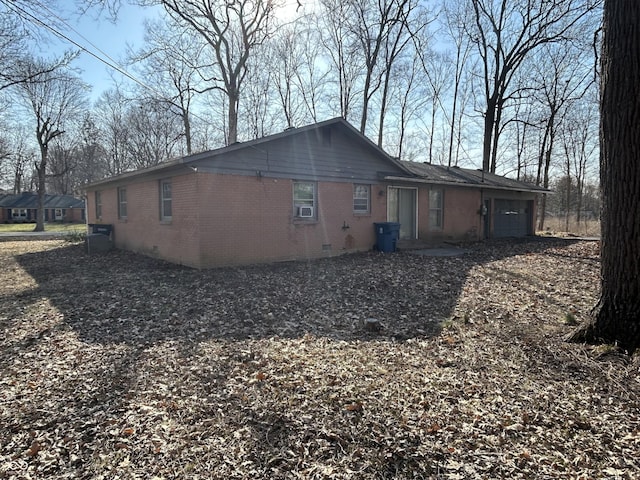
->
[35,145,47,232]
[569,0,640,352]
[482,99,496,172]
[228,89,239,145]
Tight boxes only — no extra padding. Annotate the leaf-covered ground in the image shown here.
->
[0,238,638,479]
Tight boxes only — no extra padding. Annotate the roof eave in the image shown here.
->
[383,175,550,193]
[84,160,192,190]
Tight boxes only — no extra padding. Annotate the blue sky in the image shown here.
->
[40,0,302,101]
[42,1,160,100]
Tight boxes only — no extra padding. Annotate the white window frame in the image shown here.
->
[160,179,172,221]
[293,181,317,219]
[118,187,127,219]
[54,208,64,220]
[353,184,370,214]
[12,208,28,220]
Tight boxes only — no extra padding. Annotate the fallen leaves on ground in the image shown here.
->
[0,238,638,479]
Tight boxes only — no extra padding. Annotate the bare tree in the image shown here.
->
[1,128,36,194]
[350,0,416,136]
[0,129,11,188]
[569,0,640,352]
[47,139,77,195]
[376,0,429,148]
[238,58,277,139]
[0,3,36,93]
[126,98,184,168]
[94,88,132,176]
[1,1,97,96]
[465,0,601,172]
[155,0,276,145]
[421,51,451,164]
[130,19,206,154]
[531,41,595,230]
[390,53,426,160]
[75,113,108,185]
[14,55,88,231]
[45,114,107,195]
[268,22,313,128]
[562,100,598,228]
[292,24,329,123]
[555,108,598,231]
[317,0,361,120]
[442,1,473,168]
[0,12,25,93]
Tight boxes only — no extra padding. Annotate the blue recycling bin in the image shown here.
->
[374,222,401,252]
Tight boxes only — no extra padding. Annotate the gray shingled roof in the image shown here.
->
[85,117,409,189]
[82,116,548,195]
[394,162,548,193]
[0,192,85,209]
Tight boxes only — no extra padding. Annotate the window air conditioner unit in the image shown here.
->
[299,206,314,218]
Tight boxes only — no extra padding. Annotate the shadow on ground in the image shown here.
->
[12,236,583,347]
[1,237,611,480]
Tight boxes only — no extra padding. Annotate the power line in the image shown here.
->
[32,0,126,74]
[1,0,215,128]
[1,0,156,94]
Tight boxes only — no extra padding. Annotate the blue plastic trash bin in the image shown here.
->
[374,222,401,252]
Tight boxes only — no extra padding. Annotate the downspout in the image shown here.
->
[479,188,484,241]
[480,168,485,241]
[190,166,200,267]
[84,193,91,254]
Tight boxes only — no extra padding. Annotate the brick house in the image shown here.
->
[0,192,85,223]
[84,118,545,268]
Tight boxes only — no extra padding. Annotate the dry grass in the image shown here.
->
[0,223,86,233]
[540,216,600,237]
[1,238,638,479]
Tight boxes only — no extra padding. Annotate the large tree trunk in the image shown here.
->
[227,90,239,145]
[481,101,495,171]
[35,165,46,232]
[33,140,48,232]
[183,110,192,155]
[537,138,554,231]
[569,0,640,352]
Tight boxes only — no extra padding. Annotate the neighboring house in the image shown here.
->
[84,118,546,268]
[0,192,85,223]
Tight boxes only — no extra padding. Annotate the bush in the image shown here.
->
[64,231,87,243]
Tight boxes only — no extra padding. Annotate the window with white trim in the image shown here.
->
[429,188,443,229]
[12,208,28,220]
[293,181,317,219]
[353,184,370,214]
[118,187,127,219]
[160,179,172,221]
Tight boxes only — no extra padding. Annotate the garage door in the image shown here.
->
[494,200,532,237]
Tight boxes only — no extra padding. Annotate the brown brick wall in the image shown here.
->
[440,187,482,241]
[87,173,201,267]
[196,174,387,267]
[87,172,387,268]
[85,169,539,266]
